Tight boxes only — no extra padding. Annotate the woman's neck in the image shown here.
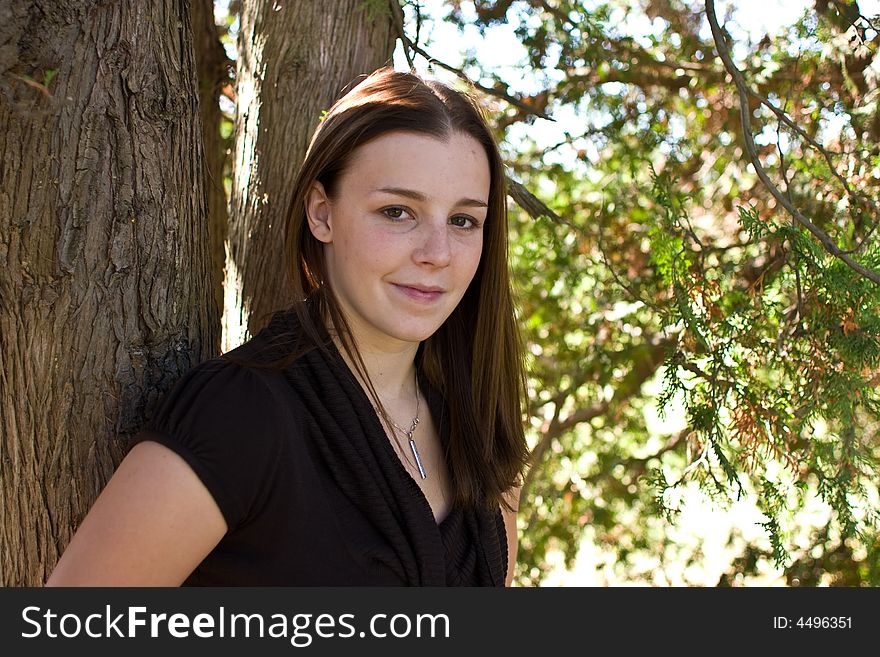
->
[349,341,419,402]
[328,324,420,402]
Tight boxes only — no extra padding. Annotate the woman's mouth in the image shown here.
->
[391,283,445,303]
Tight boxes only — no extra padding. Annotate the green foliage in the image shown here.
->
[428,0,880,585]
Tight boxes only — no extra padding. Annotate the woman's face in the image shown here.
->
[306,130,490,350]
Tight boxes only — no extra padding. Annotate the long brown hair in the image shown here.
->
[267,67,527,511]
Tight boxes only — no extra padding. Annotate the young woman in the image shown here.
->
[47,67,529,587]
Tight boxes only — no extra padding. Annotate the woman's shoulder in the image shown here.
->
[146,354,284,431]
[138,346,297,532]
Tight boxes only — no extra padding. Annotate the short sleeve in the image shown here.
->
[133,358,284,531]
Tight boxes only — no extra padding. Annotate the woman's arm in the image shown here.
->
[46,440,227,586]
[501,483,522,587]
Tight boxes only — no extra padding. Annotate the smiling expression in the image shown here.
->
[305,130,490,350]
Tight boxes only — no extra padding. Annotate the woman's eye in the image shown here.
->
[450,215,477,229]
[382,207,412,221]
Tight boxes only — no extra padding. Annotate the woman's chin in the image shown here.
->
[375,318,446,345]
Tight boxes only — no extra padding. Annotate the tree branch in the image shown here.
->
[400,35,554,121]
[705,0,880,285]
[680,361,738,391]
[747,73,880,252]
[581,427,689,488]
[506,177,562,223]
[387,0,415,71]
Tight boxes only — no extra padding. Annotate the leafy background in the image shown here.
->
[216,0,880,585]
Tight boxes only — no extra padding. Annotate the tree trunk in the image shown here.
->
[227,0,396,343]
[191,0,232,322]
[0,0,219,586]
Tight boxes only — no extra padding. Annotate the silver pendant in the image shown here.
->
[408,436,427,479]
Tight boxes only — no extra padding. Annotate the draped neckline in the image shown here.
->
[256,307,506,586]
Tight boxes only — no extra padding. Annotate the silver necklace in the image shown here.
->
[377,372,426,480]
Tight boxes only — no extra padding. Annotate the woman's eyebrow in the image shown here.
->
[374,186,488,208]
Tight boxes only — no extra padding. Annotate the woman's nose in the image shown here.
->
[413,221,452,267]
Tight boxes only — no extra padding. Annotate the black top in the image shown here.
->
[135,309,508,586]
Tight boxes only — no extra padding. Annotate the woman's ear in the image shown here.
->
[305,181,333,243]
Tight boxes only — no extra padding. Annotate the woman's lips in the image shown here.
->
[391,283,445,303]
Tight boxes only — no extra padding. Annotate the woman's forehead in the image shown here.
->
[339,131,491,202]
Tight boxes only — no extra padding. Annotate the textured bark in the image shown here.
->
[227,0,396,342]
[0,0,219,585]
[191,0,232,320]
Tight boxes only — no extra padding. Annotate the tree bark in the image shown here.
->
[191,0,233,322]
[227,0,396,343]
[0,0,219,585]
